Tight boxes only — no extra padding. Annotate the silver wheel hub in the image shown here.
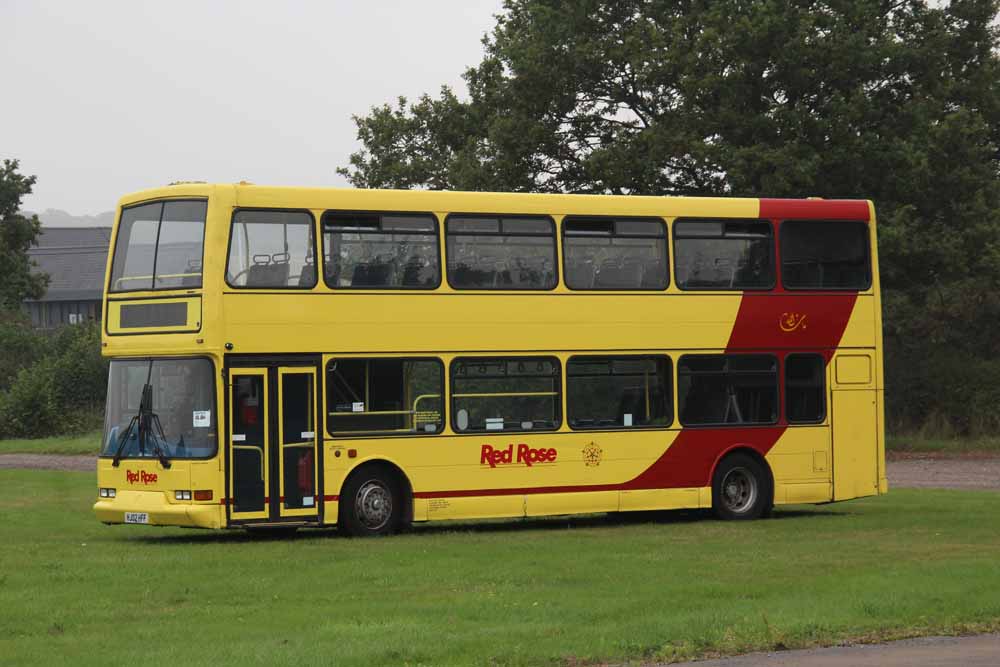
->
[720,467,758,514]
[355,480,393,530]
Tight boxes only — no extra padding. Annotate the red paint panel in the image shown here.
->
[760,199,869,221]
[323,495,339,502]
[726,294,858,352]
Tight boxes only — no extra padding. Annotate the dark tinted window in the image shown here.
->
[781,221,871,289]
[451,357,560,432]
[110,200,206,292]
[678,354,778,425]
[323,213,439,289]
[567,356,671,429]
[226,210,316,288]
[447,216,556,290]
[786,354,826,423]
[563,218,668,290]
[327,358,443,435]
[674,219,773,290]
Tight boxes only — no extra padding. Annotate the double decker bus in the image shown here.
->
[94,183,886,535]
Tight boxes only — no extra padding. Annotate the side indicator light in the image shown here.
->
[193,490,213,501]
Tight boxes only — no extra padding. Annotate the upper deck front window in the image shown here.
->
[109,200,207,292]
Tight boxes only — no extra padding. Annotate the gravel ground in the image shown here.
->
[2,453,999,489]
[0,454,94,472]
[665,634,1000,667]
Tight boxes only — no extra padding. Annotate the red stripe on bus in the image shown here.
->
[759,198,869,220]
[324,495,339,502]
[725,293,858,353]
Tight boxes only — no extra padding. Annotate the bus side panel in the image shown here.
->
[831,350,880,501]
[767,426,832,505]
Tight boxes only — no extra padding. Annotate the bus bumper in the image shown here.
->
[94,489,223,529]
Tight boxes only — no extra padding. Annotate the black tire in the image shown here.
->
[339,466,406,537]
[712,453,772,520]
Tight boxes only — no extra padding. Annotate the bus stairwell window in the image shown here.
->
[678,354,778,426]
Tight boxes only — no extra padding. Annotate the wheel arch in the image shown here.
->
[339,457,414,524]
[709,445,775,505]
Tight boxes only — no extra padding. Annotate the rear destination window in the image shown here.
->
[781,221,871,290]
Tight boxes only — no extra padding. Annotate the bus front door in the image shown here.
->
[228,365,320,525]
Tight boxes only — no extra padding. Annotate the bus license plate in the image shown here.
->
[125,512,149,524]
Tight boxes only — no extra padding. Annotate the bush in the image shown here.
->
[0,322,107,439]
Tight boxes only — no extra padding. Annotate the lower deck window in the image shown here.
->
[678,354,778,426]
[327,358,443,435]
[451,357,561,432]
[567,356,671,429]
[786,354,826,423]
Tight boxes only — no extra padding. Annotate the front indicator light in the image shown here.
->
[193,490,213,501]
[174,490,192,501]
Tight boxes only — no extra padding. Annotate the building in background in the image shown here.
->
[23,227,111,328]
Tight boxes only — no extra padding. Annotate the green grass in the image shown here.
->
[0,431,100,456]
[0,471,998,666]
[886,435,1000,454]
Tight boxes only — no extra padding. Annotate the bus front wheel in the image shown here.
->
[339,466,405,537]
[712,453,772,520]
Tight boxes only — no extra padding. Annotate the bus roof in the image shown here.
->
[117,183,872,221]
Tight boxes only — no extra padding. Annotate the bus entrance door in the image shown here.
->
[275,367,319,520]
[228,365,320,525]
[229,368,270,521]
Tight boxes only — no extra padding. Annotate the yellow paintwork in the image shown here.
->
[95,183,885,529]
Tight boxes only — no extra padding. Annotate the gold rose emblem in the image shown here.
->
[582,442,602,467]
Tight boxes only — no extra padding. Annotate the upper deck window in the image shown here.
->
[226,210,316,288]
[323,212,440,289]
[674,219,774,290]
[781,221,871,290]
[446,216,557,290]
[109,200,207,292]
[563,218,668,290]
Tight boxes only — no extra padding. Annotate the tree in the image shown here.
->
[0,159,47,311]
[341,0,1000,434]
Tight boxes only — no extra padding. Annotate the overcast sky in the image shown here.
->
[1,1,503,215]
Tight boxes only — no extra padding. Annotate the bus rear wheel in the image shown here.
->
[712,453,772,520]
[339,466,405,537]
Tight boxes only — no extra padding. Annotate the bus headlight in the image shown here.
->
[99,488,116,498]
[175,490,192,501]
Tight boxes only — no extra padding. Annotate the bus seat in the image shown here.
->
[401,256,425,286]
[565,259,595,288]
[641,260,665,288]
[298,264,316,287]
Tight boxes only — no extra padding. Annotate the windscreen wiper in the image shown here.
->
[111,381,170,469]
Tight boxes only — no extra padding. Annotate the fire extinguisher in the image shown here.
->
[298,449,313,495]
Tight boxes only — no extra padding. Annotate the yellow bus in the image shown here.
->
[94,183,886,535]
